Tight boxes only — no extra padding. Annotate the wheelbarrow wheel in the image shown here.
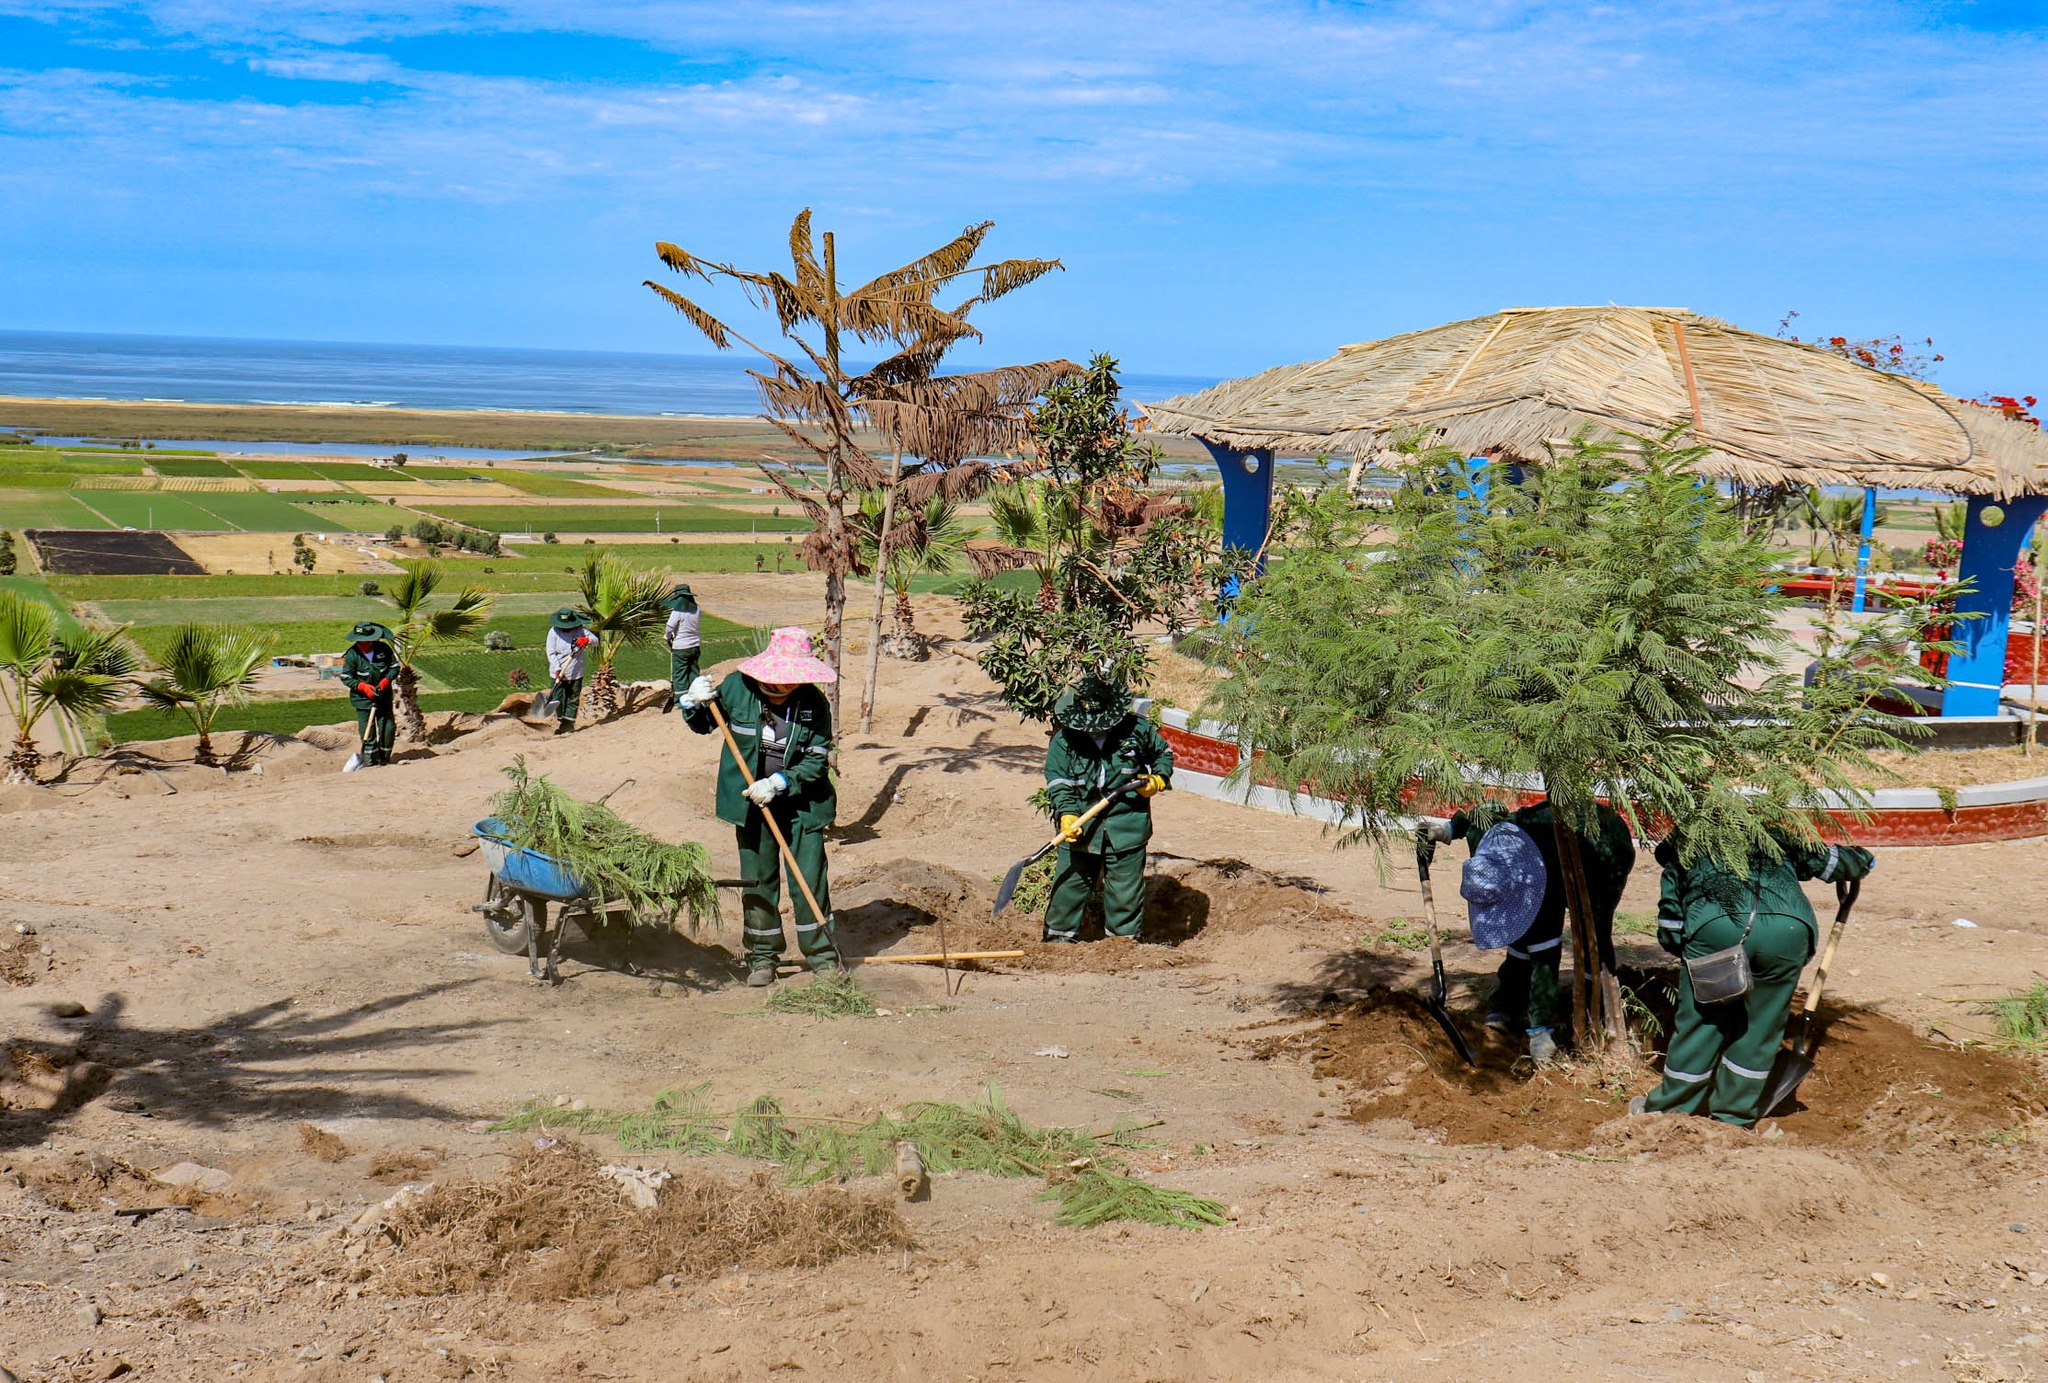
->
[480,875,539,955]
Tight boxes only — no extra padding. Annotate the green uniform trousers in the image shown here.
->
[1045,844,1146,941]
[669,647,700,699]
[352,702,395,764]
[551,676,583,727]
[735,805,838,970]
[1645,908,1813,1126]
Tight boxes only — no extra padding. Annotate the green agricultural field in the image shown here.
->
[486,470,628,497]
[0,577,83,634]
[90,589,603,628]
[289,498,413,532]
[0,490,114,528]
[150,457,243,478]
[232,460,331,481]
[506,541,799,573]
[417,503,809,534]
[71,491,235,531]
[0,473,80,487]
[105,689,508,745]
[124,619,343,663]
[310,463,410,483]
[163,491,347,532]
[414,622,756,696]
[0,452,148,475]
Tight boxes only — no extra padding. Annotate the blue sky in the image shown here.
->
[0,1,2043,394]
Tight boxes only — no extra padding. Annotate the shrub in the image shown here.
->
[358,579,381,596]
[484,630,513,651]
[384,525,404,542]
[543,532,559,545]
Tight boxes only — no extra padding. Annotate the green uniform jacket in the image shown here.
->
[1654,836,1872,959]
[683,672,835,830]
[341,644,399,711]
[1043,715,1174,853]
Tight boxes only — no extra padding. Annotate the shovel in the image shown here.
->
[1759,877,1860,1118]
[992,775,1135,917]
[1414,842,1479,1068]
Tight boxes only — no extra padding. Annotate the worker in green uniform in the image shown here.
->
[1635,834,1874,1126]
[341,621,398,769]
[660,583,702,713]
[544,608,593,736]
[1041,676,1173,943]
[679,626,840,986]
[1424,798,1635,1064]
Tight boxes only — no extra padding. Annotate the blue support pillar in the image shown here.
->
[1202,440,1276,571]
[1942,494,2048,716]
[1851,487,1876,614]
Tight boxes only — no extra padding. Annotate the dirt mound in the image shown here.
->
[363,1141,909,1300]
[1297,988,2047,1153]
[838,855,1343,974]
[6,1147,244,1218]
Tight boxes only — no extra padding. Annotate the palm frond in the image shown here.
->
[644,282,735,351]
[848,221,994,302]
[0,590,58,674]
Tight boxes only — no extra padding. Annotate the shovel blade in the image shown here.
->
[1427,1000,1478,1068]
[1759,1046,1814,1119]
[992,856,1033,917]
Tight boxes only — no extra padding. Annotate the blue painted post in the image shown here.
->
[1851,487,1877,613]
[1941,494,2048,716]
[1201,440,1276,571]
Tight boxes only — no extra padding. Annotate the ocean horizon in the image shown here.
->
[0,329,1220,419]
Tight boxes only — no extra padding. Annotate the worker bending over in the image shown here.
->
[1636,834,1873,1126]
[1041,676,1173,943]
[679,626,841,986]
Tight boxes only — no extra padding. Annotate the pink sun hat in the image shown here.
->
[736,626,838,685]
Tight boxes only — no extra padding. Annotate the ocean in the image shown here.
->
[0,329,1218,419]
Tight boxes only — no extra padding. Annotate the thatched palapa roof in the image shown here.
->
[1142,306,2048,497]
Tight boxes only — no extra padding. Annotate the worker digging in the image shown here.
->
[1634,833,1875,1126]
[340,619,398,770]
[1039,674,1174,943]
[678,625,842,986]
[544,606,594,737]
[1425,797,1635,1065]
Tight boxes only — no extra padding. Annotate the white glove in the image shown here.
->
[1420,818,1454,844]
[678,674,717,710]
[743,773,787,806]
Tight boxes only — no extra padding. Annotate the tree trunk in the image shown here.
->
[394,664,429,743]
[819,231,847,740]
[858,451,906,735]
[883,585,926,661]
[193,729,216,769]
[5,732,38,785]
[588,662,618,720]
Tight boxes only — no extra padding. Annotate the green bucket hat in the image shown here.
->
[1053,675,1131,733]
[550,607,587,631]
[349,621,394,643]
[661,582,696,611]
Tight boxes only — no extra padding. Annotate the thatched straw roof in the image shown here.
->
[1143,307,2048,497]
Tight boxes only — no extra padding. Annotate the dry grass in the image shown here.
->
[1843,746,2048,789]
[296,1122,352,1163]
[369,1141,909,1300]
[1145,646,1223,716]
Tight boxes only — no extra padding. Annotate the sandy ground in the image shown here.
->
[3,594,2048,1383]
[176,534,400,577]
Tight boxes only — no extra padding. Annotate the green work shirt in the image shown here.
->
[1042,714,1174,854]
[340,643,398,711]
[1455,799,1636,933]
[1654,836,1873,959]
[684,673,835,830]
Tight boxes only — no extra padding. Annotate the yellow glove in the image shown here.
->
[1135,774,1168,798]
[1059,814,1084,843]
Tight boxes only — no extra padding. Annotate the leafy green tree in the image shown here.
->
[1205,427,1944,1043]
[135,624,267,768]
[0,593,139,782]
[852,493,969,660]
[960,355,1208,720]
[0,530,17,576]
[576,553,669,718]
[381,559,493,741]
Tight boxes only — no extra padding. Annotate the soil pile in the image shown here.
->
[363,1140,910,1300]
[1298,988,2046,1154]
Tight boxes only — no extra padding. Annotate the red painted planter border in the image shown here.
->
[1155,713,2048,847]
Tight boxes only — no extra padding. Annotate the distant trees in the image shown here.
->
[0,530,16,576]
[291,534,317,573]
[408,516,502,555]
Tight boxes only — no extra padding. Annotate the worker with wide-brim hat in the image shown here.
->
[544,607,594,736]
[341,620,399,769]
[678,626,840,985]
[1041,674,1174,942]
[660,583,701,714]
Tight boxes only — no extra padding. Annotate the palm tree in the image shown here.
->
[853,494,969,660]
[134,624,268,767]
[382,559,492,742]
[0,592,139,783]
[644,209,1069,733]
[576,554,669,718]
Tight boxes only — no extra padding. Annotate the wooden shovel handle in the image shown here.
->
[706,699,832,935]
[1801,877,1861,1021]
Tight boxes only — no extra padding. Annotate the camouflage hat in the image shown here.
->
[1053,675,1131,733]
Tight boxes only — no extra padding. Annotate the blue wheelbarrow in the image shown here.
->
[470,816,625,984]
